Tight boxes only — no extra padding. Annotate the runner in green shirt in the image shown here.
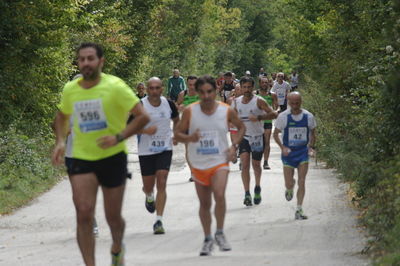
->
[176,75,199,181]
[258,77,277,170]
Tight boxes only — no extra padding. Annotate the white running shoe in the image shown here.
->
[199,239,214,256]
[214,233,232,251]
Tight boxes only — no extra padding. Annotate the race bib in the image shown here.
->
[288,127,308,146]
[74,99,107,133]
[277,91,286,105]
[196,130,219,155]
[248,135,263,152]
[149,130,170,153]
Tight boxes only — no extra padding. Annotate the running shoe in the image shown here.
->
[93,218,99,237]
[145,196,155,213]
[254,186,262,205]
[295,209,308,220]
[111,244,125,266]
[285,189,293,201]
[199,239,214,256]
[263,161,271,170]
[153,220,165,234]
[214,233,232,251]
[243,194,253,206]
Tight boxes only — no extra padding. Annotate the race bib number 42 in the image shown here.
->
[196,130,219,155]
[74,99,108,133]
[288,127,308,146]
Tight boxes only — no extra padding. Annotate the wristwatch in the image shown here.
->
[115,133,125,143]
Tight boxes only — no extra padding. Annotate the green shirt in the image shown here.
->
[183,92,199,106]
[260,94,273,123]
[168,76,186,99]
[58,73,140,160]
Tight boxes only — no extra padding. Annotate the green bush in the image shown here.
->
[0,125,62,214]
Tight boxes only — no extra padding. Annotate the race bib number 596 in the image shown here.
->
[74,99,108,133]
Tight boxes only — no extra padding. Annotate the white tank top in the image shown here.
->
[138,96,173,156]
[188,102,230,169]
[235,95,264,139]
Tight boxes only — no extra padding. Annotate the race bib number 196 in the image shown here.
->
[196,130,219,155]
[288,127,308,146]
[74,99,108,133]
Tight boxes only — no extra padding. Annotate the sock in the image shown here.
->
[216,228,224,235]
[156,215,162,222]
[297,205,302,211]
[205,234,213,242]
[146,193,154,201]
[254,185,261,193]
[245,190,251,196]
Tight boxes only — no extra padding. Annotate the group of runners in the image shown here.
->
[51,42,316,265]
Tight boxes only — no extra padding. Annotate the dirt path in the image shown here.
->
[0,138,369,266]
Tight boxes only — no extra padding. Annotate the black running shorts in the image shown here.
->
[238,138,264,161]
[139,150,173,176]
[67,152,128,188]
[263,123,272,130]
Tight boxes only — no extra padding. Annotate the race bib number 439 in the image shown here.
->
[196,130,219,155]
[74,99,108,133]
[288,127,308,146]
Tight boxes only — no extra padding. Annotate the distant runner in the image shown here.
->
[232,76,277,206]
[271,72,291,113]
[258,77,277,170]
[138,77,179,234]
[273,92,316,220]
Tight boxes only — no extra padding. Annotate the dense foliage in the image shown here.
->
[0,0,399,263]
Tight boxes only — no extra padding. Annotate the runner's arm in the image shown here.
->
[308,128,316,149]
[271,94,278,110]
[54,111,70,146]
[228,108,245,146]
[176,91,185,111]
[251,98,278,121]
[174,107,199,143]
[97,103,150,149]
[51,111,71,165]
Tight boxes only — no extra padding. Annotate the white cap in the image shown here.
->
[245,70,251,75]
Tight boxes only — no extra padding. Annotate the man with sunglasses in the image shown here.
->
[271,72,291,113]
[233,77,278,206]
[138,77,179,234]
[174,75,245,256]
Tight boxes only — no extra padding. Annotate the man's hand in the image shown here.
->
[226,145,237,162]
[97,135,118,149]
[189,129,201,142]
[308,147,316,157]
[51,142,66,166]
[143,125,157,135]
[248,114,259,122]
[282,146,291,156]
